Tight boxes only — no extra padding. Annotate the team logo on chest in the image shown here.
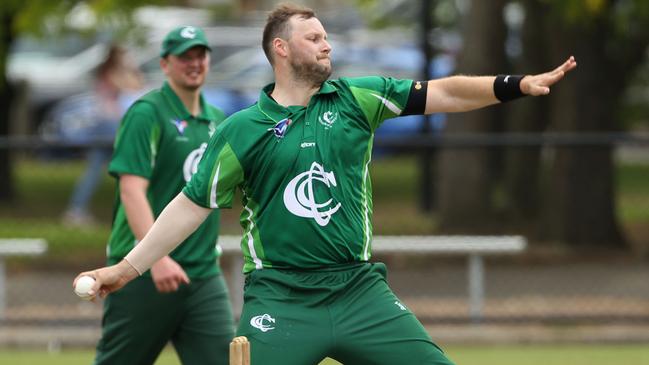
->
[318,111,338,129]
[283,162,342,226]
[268,118,291,139]
[171,119,188,135]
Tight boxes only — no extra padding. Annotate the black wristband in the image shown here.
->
[494,75,526,103]
[402,81,428,116]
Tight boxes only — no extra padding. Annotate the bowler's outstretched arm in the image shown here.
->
[424,56,577,114]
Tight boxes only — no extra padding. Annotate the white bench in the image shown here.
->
[218,235,526,322]
[0,238,48,318]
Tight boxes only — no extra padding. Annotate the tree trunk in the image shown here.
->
[0,11,15,202]
[544,19,625,248]
[437,0,508,232]
[503,0,551,225]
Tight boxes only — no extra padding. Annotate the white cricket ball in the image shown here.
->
[74,276,96,300]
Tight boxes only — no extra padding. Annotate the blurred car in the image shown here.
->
[8,34,108,131]
[19,23,455,161]
[8,24,264,134]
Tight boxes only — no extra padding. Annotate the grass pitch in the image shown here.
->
[1,344,647,365]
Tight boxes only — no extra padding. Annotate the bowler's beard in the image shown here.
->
[290,58,332,88]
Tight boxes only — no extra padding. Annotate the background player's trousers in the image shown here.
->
[236,262,456,365]
[94,274,234,365]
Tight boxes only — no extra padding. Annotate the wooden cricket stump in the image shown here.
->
[230,336,250,365]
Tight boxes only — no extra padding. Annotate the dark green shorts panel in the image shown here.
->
[236,263,454,365]
[94,274,234,365]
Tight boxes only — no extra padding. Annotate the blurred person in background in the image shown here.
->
[62,44,143,226]
[75,4,576,365]
[90,26,234,365]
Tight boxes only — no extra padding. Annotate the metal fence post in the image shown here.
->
[468,253,485,322]
[0,259,5,318]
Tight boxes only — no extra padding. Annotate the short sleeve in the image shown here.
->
[108,103,160,179]
[183,132,244,209]
[108,102,161,179]
[345,76,413,131]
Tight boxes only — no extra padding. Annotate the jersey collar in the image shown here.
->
[161,81,215,122]
[317,81,338,95]
[258,81,339,122]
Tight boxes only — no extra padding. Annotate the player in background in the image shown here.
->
[76,4,576,365]
[90,26,234,365]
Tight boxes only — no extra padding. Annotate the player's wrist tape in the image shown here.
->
[494,75,526,103]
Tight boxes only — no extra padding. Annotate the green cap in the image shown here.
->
[160,26,211,57]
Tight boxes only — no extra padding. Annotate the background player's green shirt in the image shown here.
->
[184,76,413,273]
[108,82,226,279]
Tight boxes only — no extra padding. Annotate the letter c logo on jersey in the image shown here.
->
[283,162,342,226]
[250,314,276,332]
[318,111,338,129]
[183,143,208,182]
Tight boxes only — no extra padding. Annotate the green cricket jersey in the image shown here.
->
[107,82,226,279]
[184,77,414,273]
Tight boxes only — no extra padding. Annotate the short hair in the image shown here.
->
[262,3,316,65]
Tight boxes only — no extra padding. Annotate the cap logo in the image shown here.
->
[180,26,197,39]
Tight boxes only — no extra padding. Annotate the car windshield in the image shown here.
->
[11,34,98,58]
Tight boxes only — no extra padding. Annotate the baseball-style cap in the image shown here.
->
[160,25,211,57]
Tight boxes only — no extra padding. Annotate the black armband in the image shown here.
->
[401,81,428,116]
[493,75,526,103]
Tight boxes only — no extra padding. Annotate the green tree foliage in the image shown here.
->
[0,0,173,202]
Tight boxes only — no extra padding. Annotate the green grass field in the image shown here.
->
[1,344,647,365]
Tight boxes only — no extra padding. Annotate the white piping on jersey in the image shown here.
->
[361,145,373,261]
[209,162,221,208]
[370,93,402,115]
[243,204,264,270]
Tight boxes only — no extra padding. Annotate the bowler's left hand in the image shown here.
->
[521,56,577,96]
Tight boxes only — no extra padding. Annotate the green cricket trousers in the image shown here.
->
[94,274,234,365]
[236,262,455,365]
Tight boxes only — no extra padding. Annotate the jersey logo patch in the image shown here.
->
[283,161,341,226]
[250,314,276,332]
[171,119,188,135]
[183,142,208,182]
[318,111,338,129]
[268,118,291,139]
